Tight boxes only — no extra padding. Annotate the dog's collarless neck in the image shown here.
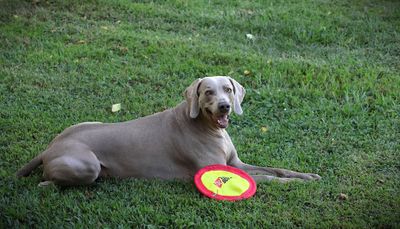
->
[176,101,225,137]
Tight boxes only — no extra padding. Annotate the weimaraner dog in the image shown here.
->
[17,76,320,186]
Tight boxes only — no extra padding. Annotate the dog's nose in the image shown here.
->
[218,103,231,113]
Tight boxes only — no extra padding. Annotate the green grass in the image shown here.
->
[1,0,399,227]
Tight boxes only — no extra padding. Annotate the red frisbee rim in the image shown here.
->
[194,164,256,201]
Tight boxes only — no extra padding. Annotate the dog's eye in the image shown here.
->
[205,90,214,96]
[225,88,232,93]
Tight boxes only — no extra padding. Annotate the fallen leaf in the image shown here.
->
[244,70,251,76]
[242,9,254,15]
[338,193,348,200]
[119,46,128,53]
[22,38,30,45]
[246,33,255,40]
[85,190,94,198]
[111,103,121,112]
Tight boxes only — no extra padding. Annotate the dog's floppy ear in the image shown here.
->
[184,78,202,118]
[228,77,245,115]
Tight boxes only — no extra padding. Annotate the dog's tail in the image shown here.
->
[16,154,43,177]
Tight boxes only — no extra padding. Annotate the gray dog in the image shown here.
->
[17,76,321,186]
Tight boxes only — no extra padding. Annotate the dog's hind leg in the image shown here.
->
[42,148,101,186]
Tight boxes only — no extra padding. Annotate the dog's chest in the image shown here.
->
[206,132,234,161]
[221,135,233,160]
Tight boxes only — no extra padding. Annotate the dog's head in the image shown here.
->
[184,76,245,129]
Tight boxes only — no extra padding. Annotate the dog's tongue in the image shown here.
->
[217,114,229,128]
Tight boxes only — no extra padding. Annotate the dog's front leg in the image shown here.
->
[229,158,321,183]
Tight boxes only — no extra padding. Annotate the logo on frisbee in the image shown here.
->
[214,176,232,188]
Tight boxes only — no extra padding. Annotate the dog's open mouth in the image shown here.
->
[216,114,229,128]
[206,109,229,129]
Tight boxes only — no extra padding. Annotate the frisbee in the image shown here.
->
[194,164,256,201]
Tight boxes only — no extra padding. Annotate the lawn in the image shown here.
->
[1,0,399,227]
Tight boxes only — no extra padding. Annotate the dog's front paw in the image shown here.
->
[292,172,321,181]
[306,173,321,181]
